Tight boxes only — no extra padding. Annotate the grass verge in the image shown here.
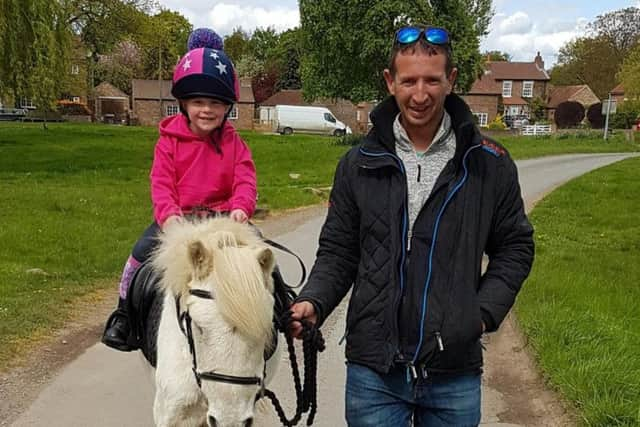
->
[517,157,640,426]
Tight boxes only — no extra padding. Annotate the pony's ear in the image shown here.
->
[256,247,275,274]
[188,240,213,280]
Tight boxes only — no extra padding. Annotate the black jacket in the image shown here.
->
[298,94,534,376]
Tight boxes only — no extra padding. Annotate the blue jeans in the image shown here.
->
[345,363,481,427]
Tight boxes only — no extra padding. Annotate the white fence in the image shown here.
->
[521,124,552,136]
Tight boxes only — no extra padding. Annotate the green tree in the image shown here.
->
[588,7,640,58]
[136,9,192,80]
[618,43,640,100]
[224,28,250,64]
[299,0,492,103]
[551,7,640,99]
[248,27,280,64]
[550,36,620,99]
[273,28,303,90]
[528,96,546,123]
[0,0,71,119]
[63,0,153,57]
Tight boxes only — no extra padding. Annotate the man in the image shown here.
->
[290,25,534,426]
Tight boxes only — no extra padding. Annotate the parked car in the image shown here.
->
[275,105,352,136]
[0,107,27,121]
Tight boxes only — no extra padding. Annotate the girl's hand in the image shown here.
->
[230,209,248,223]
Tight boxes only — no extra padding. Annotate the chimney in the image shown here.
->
[534,51,544,70]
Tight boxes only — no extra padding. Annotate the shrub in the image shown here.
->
[555,101,585,128]
[334,133,363,146]
[587,103,605,129]
[487,114,507,130]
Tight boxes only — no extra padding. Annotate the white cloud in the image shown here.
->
[207,3,299,35]
[481,10,590,67]
[498,12,532,35]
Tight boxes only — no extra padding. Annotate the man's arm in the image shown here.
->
[293,154,361,328]
[479,158,535,332]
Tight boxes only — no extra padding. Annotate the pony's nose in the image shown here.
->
[208,415,217,427]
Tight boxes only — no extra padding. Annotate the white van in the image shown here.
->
[275,105,352,136]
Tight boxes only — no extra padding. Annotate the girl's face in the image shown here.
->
[182,97,230,136]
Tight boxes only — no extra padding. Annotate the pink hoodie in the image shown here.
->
[150,114,257,225]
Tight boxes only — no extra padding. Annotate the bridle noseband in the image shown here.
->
[175,289,265,390]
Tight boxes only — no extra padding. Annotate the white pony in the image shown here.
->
[150,217,282,427]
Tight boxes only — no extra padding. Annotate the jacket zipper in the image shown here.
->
[410,145,481,367]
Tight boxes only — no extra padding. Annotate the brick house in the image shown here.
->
[131,78,255,129]
[462,53,551,127]
[257,89,374,134]
[546,85,600,122]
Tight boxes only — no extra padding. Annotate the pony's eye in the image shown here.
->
[208,415,217,427]
[244,418,253,427]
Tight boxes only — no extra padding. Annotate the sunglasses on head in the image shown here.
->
[394,26,450,46]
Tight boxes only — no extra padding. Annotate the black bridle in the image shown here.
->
[175,290,266,390]
[172,231,323,426]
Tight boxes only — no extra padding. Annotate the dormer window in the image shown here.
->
[502,81,512,97]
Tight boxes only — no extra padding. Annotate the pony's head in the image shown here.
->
[153,217,276,427]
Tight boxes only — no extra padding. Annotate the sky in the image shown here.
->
[156,0,640,68]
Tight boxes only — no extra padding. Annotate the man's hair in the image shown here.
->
[388,38,454,76]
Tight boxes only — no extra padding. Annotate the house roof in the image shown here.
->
[547,85,599,108]
[484,61,550,81]
[131,78,254,103]
[467,73,502,95]
[502,95,528,106]
[93,82,128,99]
[610,83,624,95]
[260,89,304,106]
[132,79,174,101]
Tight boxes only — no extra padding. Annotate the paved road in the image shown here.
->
[9,153,638,427]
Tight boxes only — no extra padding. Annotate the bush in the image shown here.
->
[334,133,363,146]
[555,101,585,128]
[587,103,604,129]
[487,114,507,130]
[609,101,640,129]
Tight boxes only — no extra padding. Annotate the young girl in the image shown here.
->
[102,46,257,351]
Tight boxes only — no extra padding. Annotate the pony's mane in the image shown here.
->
[152,217,274,343]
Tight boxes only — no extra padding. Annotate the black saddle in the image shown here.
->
[124,261,295,367]
[126,261,163,367]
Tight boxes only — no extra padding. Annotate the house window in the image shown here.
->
[166,104,179,116]
[228,105,238,120]
[473,112,488,127]
[71,64,80,75]
[522,81,534,98]
[20,98,35,109]
[502,81,512,97]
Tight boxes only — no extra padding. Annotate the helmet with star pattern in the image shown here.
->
[171,47,237,104]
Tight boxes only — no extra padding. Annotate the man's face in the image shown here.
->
[384,49,457,131]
